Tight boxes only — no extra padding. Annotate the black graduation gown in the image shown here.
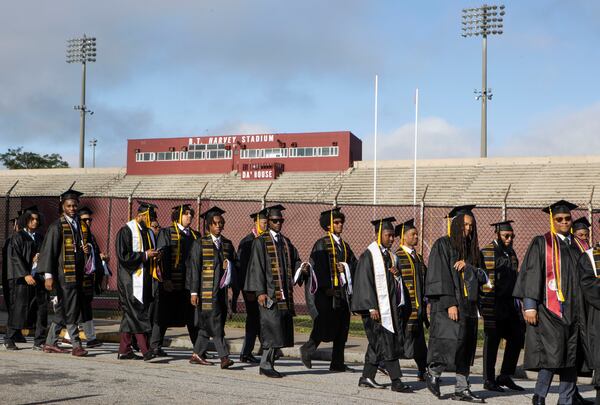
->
[2,237,12,310]
[513,235,582,371]
[155,226,197,327]
[116,224,155,334]
[244,232,301,349]
[6,230,44,329]
[38,218,86,325]
[235,233,255,296]
[185,235,236,338]
[578,251,600,387]
[305,236,357,342]
[400,249,429,360]
[351,248,409,363]
[80,231,105,322]
[425,236,488,368]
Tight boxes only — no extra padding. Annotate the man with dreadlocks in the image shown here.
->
[235,208,269,363]
[245,204,306,378]
[299,207,357,372]
[424,205,490,403]
[479,220,525,392]
[394,219,429,382]
[514,200,592,405]
[187,206,236,369]
[150,204,199,356]
[115,201,161,361]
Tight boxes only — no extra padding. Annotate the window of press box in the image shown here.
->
[156,151,179,161]
[135,152,155,162]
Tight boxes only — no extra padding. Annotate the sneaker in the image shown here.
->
[86,339,103,348]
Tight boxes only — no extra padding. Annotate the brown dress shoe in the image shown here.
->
[189,353,214,365]
[71,346,88,357]
[43,344,70,354]
[220,357,234,369]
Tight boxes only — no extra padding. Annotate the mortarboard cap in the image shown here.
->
[22,205,39,214]
[319,207,345,231]
[447,205,476,218]
[172,204,193,212]
[572,217,591,231]
[394,219,416,237]
[490,220,514,232]
[267,204,285,218]
[200,206,226,220]
[137,201,158,213]
[541,200,578,214]
[77,206,94,216]
[371,217,396,232]
[60,188,84,201]
[250,208,269,220]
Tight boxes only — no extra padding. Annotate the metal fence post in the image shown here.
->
[502,184,511,221]
[419,184,429,255]
[3,181,19,244]
[261,182,273,209]
[589,186,595,245]
[196,182,208,231]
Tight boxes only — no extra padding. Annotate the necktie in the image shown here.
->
[183,228,190,236]
[214,238,221,250]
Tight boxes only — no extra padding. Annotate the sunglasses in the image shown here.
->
[554,216,572,223]
[501,234,515,240]
[333,220,344,225]
[151,224,161,229]
[81,218,92,223]
[269,218,284,224]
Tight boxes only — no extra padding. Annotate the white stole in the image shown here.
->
[585,248,599,277]
[127,220,145,303]
[367,241,394,334]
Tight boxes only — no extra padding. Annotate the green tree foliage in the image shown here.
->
[0,147,69,169]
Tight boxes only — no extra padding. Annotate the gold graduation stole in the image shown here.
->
[396,248,420,330]
[323,235,347,289]
[60,217,78,285]
[200,236,232,311]
[264,233,294,311]
[170,224,197,290]
[80,220,94,295]
[480,243,496,329]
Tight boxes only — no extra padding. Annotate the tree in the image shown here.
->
[0,147,69,169]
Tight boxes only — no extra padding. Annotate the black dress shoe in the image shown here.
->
[496,375,524,391]
[531,394,545,405]
[14,335,27,343]
[274,348,283,360]
[153,347,168,357]
[358,377,386,389]
[118,351,143,360]
[86,339,103,348]
[391,379,412,393]
[425,371,441,397]
[4,342,19,351]
[452,388,485,403]
[329,364,353,372]
[240,354,260,364]
[143,351,156,361]
[483,380,505,392]
[259,368,283,378]
[299,345,312,369]
[573,391,594,405]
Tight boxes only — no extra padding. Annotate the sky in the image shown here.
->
[1,0,600,168]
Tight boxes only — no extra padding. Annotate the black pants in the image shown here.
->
[5,282,48,347]
[241,293,261,356]
[301,334,346,368]
[534,367,577,403]
[482,319,524,381]
[363,360,402,381]
[150,322,197,349]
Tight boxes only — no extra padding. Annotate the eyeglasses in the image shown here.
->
[554,216,572,223]
[270,218,284,224]
[501,234,515,240]
[151,224,161,229]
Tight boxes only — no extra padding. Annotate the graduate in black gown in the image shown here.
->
[299,207,357,372]
[4,206,47,350]
[115,201,161,361]
[351,217,412,393]
[236,208,269,363]
[577,237,600,405]
[479,220,525,392]
[244,204,306,378]
[187,206,236,369]
[513,200,591,405]
[394,219,429,381]
[38,188,89,357]
[425,205,490,403]
[572,217,591,253]
[2,212,27,344]
[151,204,199,356]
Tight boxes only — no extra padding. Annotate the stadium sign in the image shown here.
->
[188,134,276,145]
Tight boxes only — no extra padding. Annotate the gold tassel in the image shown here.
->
[550,208,565,302]
[377,219,382,246]
[329,210,338,287]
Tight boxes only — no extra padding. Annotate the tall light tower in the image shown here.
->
[67,34,96,168]
[89,138,98,168]
[462,4,505,158]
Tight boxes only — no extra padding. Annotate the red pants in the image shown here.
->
[119,332,149,355]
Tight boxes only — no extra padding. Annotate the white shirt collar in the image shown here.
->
[269,229,279,240]
[401,245,415,254]
[556,233,570,242]
[64,214,76,225]
[331,233,341,243]
[177,223,189,232]
[210,233,221,243]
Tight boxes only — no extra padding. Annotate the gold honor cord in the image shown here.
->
[404,247,419,309]
[377,220,382,247]
[256,216,262,235]
[173,206,184,267]
[147,231,161,281]
[329,211,339,286]
[549,209,565,302]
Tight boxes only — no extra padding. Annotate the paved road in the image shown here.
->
[0,338,596,404]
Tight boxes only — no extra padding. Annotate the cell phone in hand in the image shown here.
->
[265,297,274,309]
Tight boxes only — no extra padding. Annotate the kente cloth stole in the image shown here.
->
[200,236,231,311]
[265,233,294,311]
[323,236,347,289]
[544,232,564,318]
[170,225,197,290]
[61,217,78,285]
[396,248,419,330]
[479,243,497,329]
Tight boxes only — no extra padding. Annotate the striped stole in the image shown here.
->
[264,233,294,311]
[480,243,496,329]
[200,236,232,311]
[81,221,94,296]
[396,248,420,330]
[594,249,600,278]
[322,236,347,290]
[61,217,78,285]
[170,225,197,290]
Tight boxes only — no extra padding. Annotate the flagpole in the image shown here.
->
[373,75,378,214]
[413,88,419,213]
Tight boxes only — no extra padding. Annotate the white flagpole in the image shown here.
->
[373,75,379,211]
[413,88,419,212]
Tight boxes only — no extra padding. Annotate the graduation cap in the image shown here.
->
[394,219,416,238]
[490,220,514,232]
[541,200,578,214]
[319,207,345,231]
[447,204,476,219]
[572,217,591,231]
[200,206,226,221]
[250,208,269,220]
[172,204,193,213]
[77,206,94,216]
[371,217,396,232]
[22,205,39,214]
[267,204,285,218]
[137,201,157,213]
[60,188,84,201]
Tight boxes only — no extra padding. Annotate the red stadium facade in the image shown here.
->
[127,131,362,175]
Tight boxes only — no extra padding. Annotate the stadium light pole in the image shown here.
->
[89,138,98,168]
[462,4,505,158]
[67,34,96,168]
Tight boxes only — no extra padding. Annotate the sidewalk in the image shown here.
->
[0,311,591,383]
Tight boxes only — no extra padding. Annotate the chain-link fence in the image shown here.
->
[2,193,599,323]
